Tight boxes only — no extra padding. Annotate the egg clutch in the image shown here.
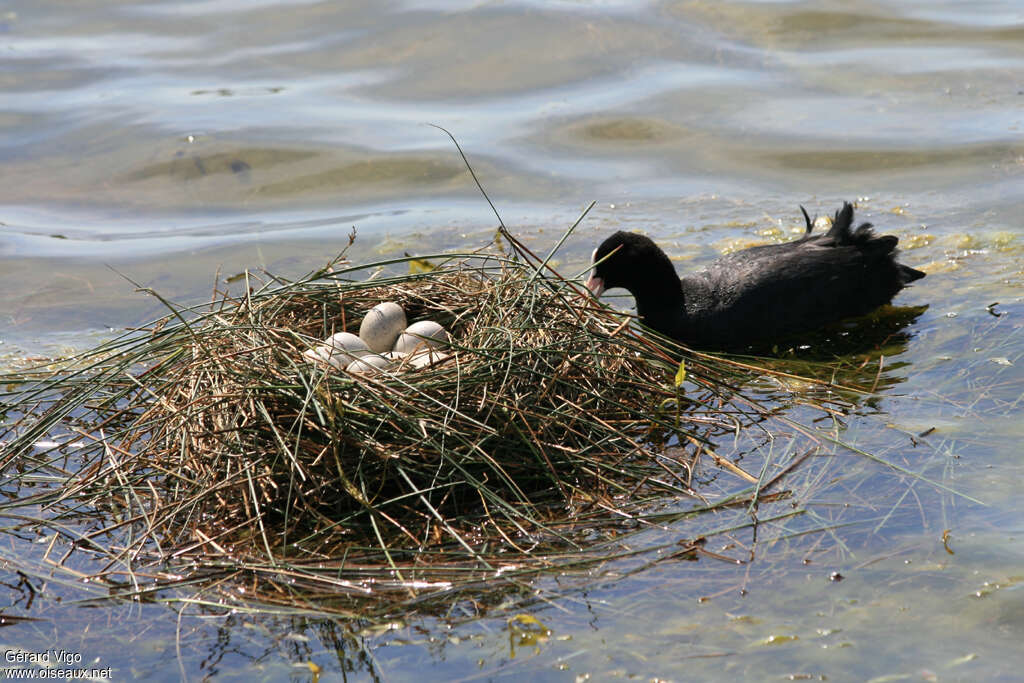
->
[302,301,451,374]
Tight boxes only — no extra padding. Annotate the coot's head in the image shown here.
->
[586,231,676,298]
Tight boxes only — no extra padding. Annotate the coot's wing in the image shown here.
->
[685,228,915,346]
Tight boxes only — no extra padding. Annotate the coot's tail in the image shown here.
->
[898,263,926,284]
[824,201,926,285]
[815,202,929,288]
[825,202,886,246]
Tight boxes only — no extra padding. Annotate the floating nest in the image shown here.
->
[2,233,788,611]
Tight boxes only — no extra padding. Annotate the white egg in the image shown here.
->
[324,332,371,362]
[359,302,407,353]
[346,353,394,375]
[302,346,327,364]
[303,346,347,371]
[303,332,373,372]
[407,348,450,369]
[392,320,450,355]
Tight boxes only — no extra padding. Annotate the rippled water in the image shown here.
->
[1,0,1022,680]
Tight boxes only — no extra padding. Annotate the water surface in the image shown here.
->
[1,0,1022,680]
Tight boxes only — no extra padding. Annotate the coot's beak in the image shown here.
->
[586,248,606,297]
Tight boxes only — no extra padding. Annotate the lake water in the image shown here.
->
[1,0,1022,680]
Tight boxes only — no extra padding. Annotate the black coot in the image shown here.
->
[586,202,926,349]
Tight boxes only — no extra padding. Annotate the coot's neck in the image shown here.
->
[628,260,687,338]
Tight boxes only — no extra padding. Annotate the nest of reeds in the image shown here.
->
[114,244,714,559]
[5,233,792,610]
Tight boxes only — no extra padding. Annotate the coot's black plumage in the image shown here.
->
[586,202,925,349]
